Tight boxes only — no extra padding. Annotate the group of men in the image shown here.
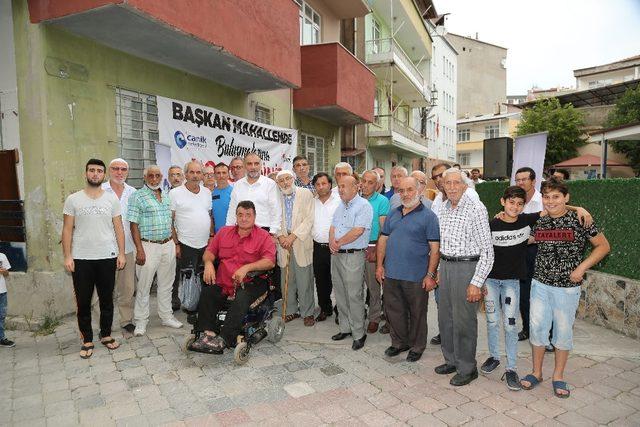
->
[62,153,610,399]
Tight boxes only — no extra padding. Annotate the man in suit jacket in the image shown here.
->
[275,170,316,326]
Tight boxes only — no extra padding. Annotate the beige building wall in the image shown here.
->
[576,67,640,90]
[448,34,507,119]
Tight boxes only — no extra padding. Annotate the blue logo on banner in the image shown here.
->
[174,131,187,149]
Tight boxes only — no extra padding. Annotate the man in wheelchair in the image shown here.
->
[189,200,276,354]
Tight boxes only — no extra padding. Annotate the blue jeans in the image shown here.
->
[484,278,520,371]
[530,279,580,350]
[0,292,7,340]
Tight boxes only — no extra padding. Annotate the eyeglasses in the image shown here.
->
[110,167,128,172]
[431,173,443,181]
[146,173,162,178]
[230,165,243,169]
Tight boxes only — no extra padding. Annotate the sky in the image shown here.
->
[441,0,640,95]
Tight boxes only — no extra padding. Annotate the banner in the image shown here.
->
[157,96,297,175]
[511,132,548,191]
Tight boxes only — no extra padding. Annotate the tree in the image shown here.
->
[605,87,640,175]
[516,97,586,167]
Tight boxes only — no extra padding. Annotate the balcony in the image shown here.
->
[293,43,376,126]
[368,114,429,157]
[28,0,301,91]
[365,38,430,106]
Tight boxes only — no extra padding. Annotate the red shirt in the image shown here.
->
[206,225,276,296]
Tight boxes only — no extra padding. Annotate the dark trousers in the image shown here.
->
[197,280,269,346]
[174,243,206,308]
[71,258,117,343]
[383,278,429,353]
[313,242,333,315]
[519,244,538,334]
[438,259,479,376]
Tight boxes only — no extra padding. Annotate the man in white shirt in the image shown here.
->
[170,161,212,311]
[471,168,485,185]
[102,158,137,334]
[225,153,281,235]
[515,167,543,214]
[312,173,341,321]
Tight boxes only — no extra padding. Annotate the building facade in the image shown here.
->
[1,0,375,318]
[574,55,640,90]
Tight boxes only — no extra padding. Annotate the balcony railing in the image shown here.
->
[365,38,426,90]
[368,114,428,147]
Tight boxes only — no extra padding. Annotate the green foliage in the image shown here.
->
[516,98,587,167]
[475,179,640,280]
[605,87,640,174]
[34,313,62,337]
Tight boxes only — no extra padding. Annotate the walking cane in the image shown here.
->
[281,252,290,321]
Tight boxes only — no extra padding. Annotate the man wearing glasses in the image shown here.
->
[229,157,246,182]
[102,158,137,335]
[292,155,314,190]
[168,165,185,189]
[203,165,216,192]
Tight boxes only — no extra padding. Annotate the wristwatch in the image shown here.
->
[426,271,437,279]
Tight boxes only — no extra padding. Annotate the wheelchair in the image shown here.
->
[183,269,285,365]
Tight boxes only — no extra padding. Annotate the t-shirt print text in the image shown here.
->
[535,229,575,242]
[77,206,110,216]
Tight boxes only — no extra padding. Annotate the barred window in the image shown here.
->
[298,133,328,177]
[115,88,159,188]
[254,104,272,125]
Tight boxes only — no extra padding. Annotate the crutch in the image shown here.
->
[281,251,290,321]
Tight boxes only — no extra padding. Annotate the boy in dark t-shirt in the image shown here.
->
[520,178,610,398]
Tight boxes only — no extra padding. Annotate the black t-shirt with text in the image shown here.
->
[488,213,540,280]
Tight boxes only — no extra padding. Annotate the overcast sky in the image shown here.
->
[441,0,640,95]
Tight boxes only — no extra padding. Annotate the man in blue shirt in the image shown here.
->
[212,163,233,233]
[384,166,408,199]
[376,177,440,362]
[329,176,373,350]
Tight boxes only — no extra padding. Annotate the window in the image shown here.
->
[254,104,272,125]
[458,128,470,142]
[458,152,471,166]
[485,124,499,139]
[115,88,159,188]
[371,18,381,53]
[298,133,328,177]
[296,0,321,45]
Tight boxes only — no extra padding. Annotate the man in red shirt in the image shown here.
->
[190,200,276,354]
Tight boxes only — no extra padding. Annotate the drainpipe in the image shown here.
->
[601,133,607,179]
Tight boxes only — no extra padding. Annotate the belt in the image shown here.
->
[141,237,172,244]
[337,248,365,254]
[313,241,329,247]
[440,253,480,262]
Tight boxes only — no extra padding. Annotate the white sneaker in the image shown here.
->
[133,325,146,336]
[162,318,183,329]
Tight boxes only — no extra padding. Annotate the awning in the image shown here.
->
[554,154,627,168]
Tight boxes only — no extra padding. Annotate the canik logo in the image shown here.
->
[174,131,187,149]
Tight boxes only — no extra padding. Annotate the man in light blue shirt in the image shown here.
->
[329,176,373,350]
[211,163,233,233]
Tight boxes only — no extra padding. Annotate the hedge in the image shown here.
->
[475,178,640,280]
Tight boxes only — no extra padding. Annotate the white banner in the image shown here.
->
[157,96,297,175]
[511,132,548,191]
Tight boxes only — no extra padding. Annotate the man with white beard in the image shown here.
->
[376,177,440,362]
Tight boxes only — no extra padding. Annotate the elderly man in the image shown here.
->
[226,153,281,235]
[189,201,276,354]
[168,164,186,308]
[212,163,233,233]
[168,165,185,189]
[360,170,390,333]
[128,166,183,336]
[292,155,314,190]
[389,170,433,210]
[373,167,386,194]
[330,176,373,350]
[229,157,246,182]
[275,170,315,325]
[384,166,408,200]
[312,173,341,322]
[102,158,137,334]
[435,168,494,386]
[331,162,353,195]
[376,177,440,362]
[170,161,212,310]
[203,164,216,192]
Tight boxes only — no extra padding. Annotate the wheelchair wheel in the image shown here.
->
[267,316,285,343]
[183,335,196,353]
[234,341,250,365]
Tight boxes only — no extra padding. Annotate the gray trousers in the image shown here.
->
[438,259,479,376]
[281,255,315,318]
[331,251,366,339]
[364,260,382,323]
[383,278,429,353]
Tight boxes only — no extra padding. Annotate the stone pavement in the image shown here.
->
[2,297,640,427]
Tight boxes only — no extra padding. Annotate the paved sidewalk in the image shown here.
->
[2,298,640,426]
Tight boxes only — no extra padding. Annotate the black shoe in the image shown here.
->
[430,334,441,345]
[518,330,529,341]
[331,332,351,341]
[450,369,478,386]
[545,344,555,352]
[480,357,500,374]
[435,363,457,375]
[352,335,367,350]
[0,338,15,348]
[384,346,410,357]
[406,351,423,362]
[502,370,522,391]
[122,323,135,334]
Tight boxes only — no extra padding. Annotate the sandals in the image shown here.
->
[100,337,120,350]
[552,380,570,398]
[520,374,542,390]
[80,344,94,359]
[284,313,300,323]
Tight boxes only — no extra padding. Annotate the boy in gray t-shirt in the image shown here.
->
[62,159,126,359]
